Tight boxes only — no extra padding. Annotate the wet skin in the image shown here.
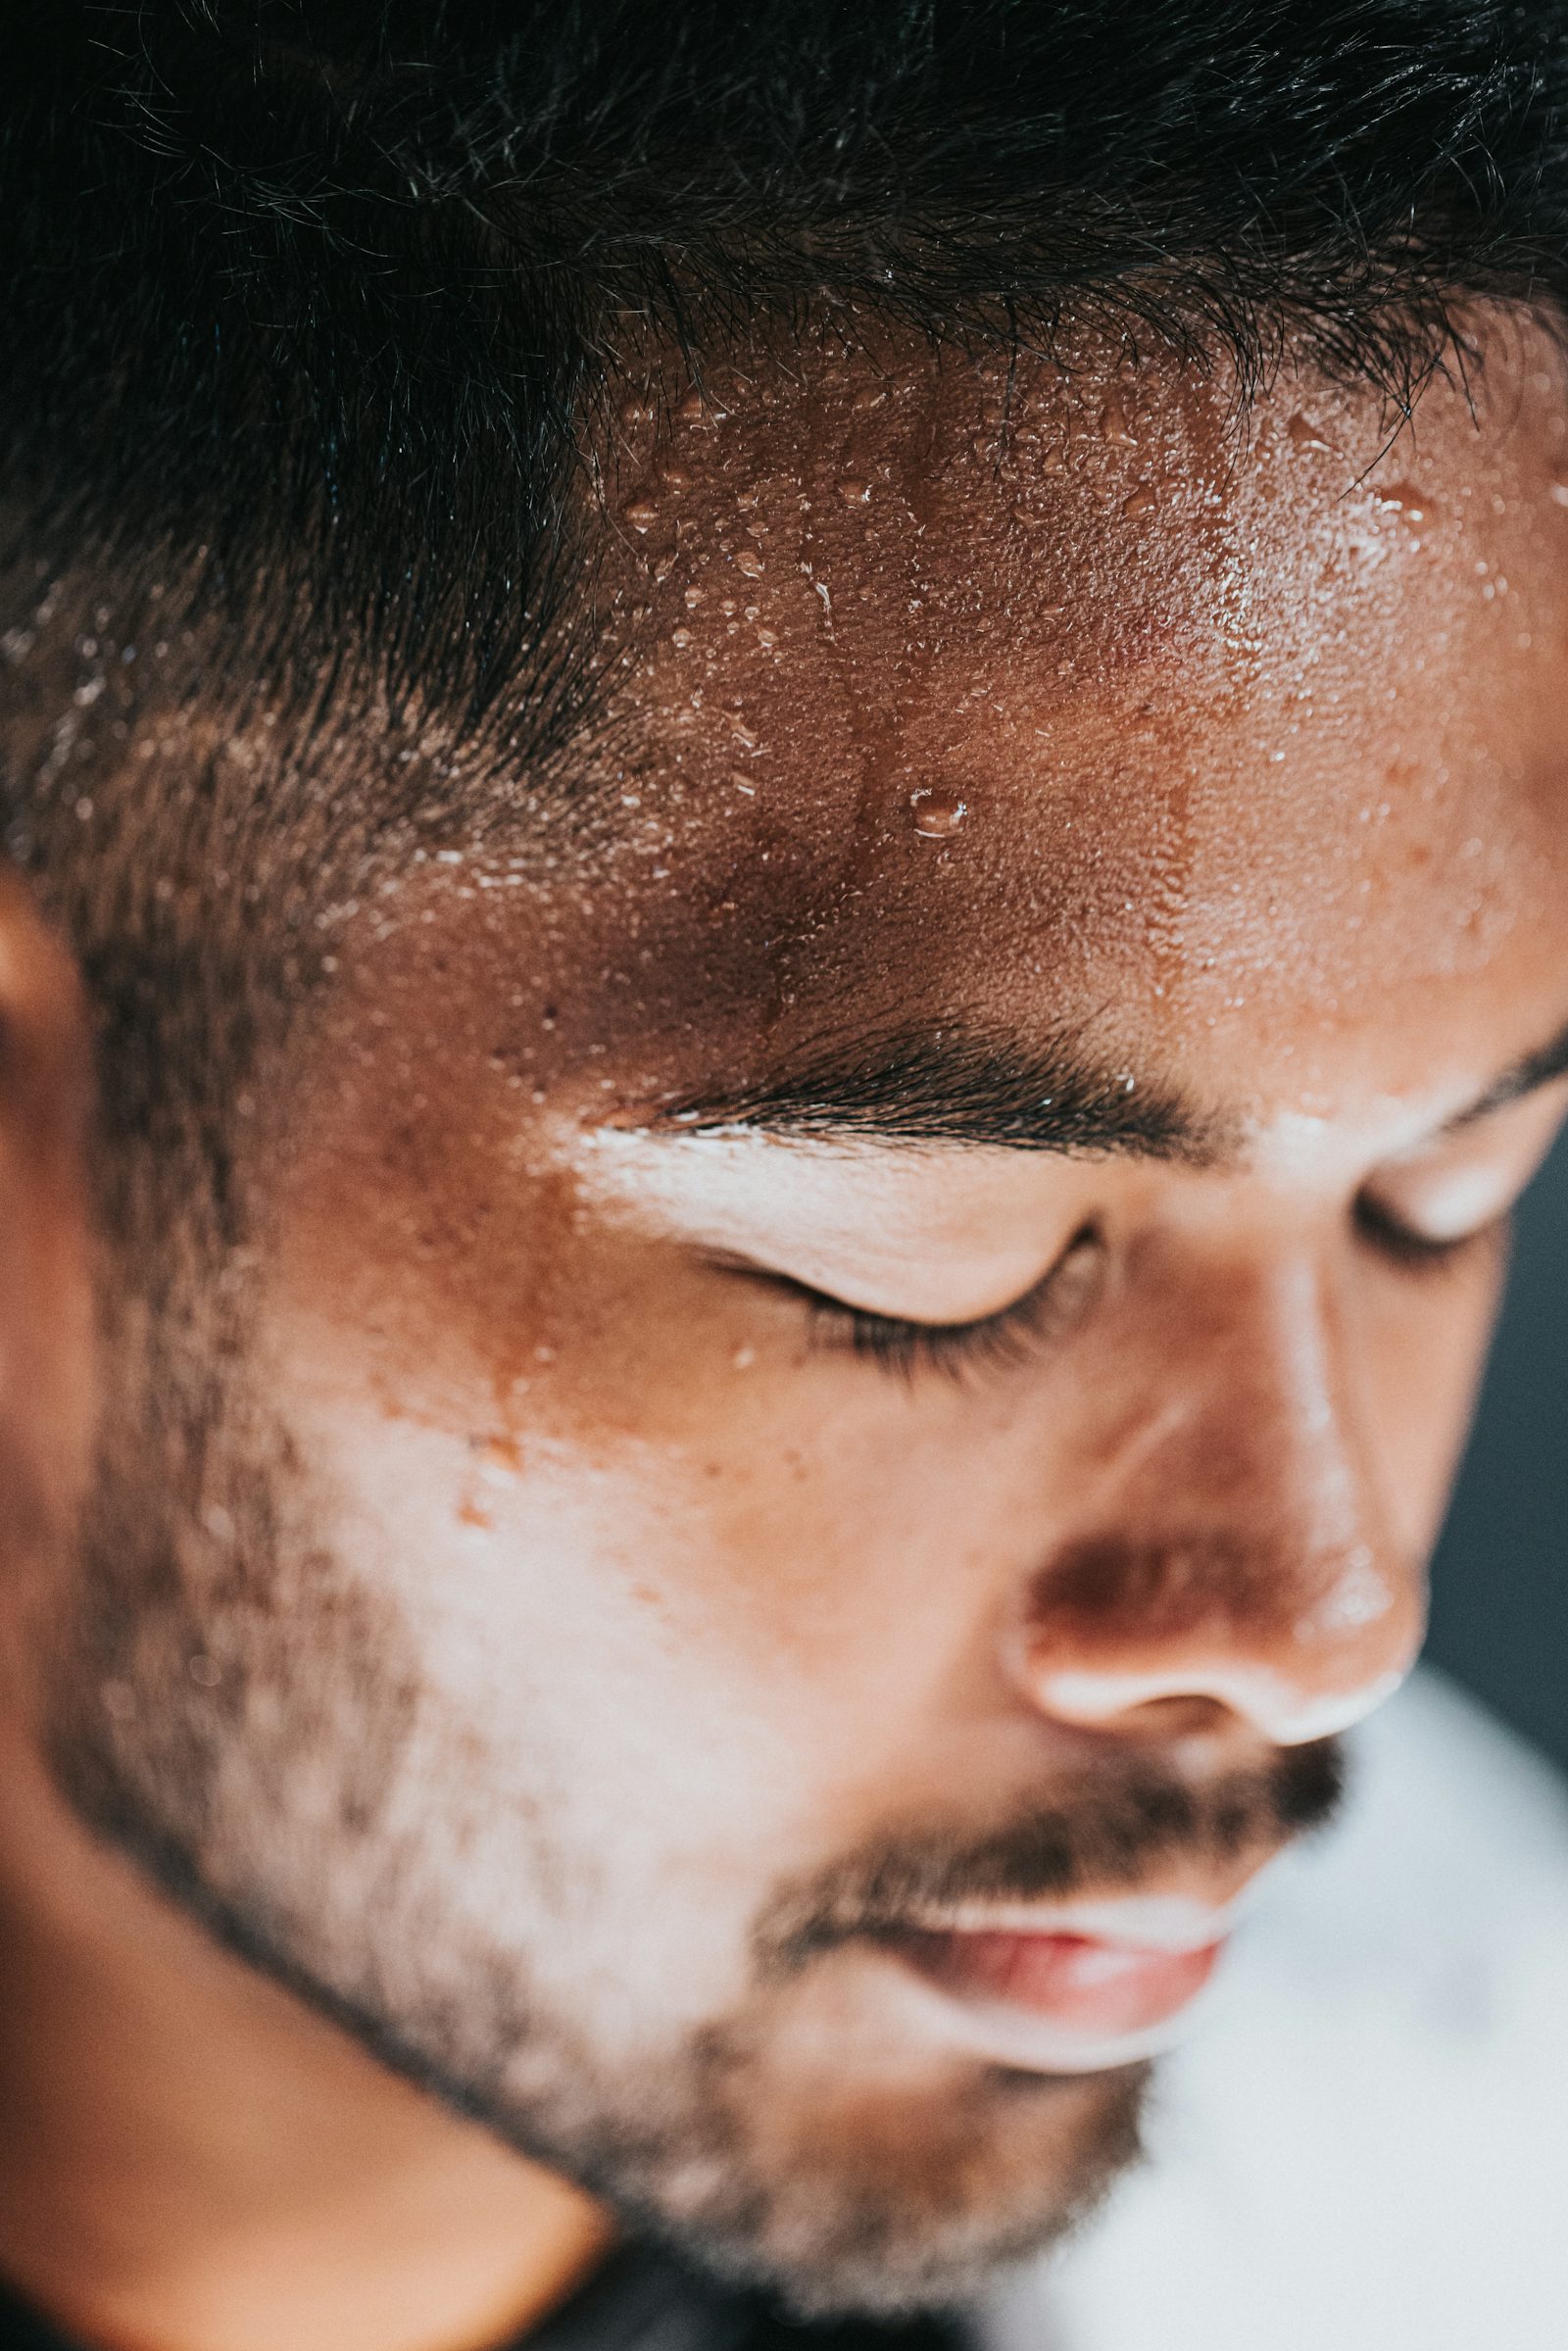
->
[247,335,1568,2264]
[4,325,1568,2348]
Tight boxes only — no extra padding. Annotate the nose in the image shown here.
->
[1012,1249,1425,1748]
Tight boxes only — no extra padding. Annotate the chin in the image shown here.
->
[606,2051,1152,2321]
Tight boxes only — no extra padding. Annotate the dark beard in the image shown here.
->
[756,1739,1345,1976]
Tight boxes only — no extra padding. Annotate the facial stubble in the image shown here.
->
[38,1257,1329,2317]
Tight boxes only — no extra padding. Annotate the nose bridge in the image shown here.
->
[1162,1249,1369,1552]
[1019,1239,1425,1746]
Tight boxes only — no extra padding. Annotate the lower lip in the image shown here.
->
[890,1927,1223,2067]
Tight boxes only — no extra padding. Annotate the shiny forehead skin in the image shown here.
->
[517,319,1568,1136]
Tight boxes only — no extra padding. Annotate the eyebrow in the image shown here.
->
[652,1006,1568,1161]
[1450,1013,1568,1128]
[657,1025,1230,1163]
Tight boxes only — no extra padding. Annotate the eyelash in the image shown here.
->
[807,1227,1102,1381]
[1352,1192,1510,1275]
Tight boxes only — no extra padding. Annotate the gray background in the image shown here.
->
[1428,1127,1568,1773]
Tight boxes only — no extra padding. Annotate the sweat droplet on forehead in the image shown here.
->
[910,787,969,840]
[571,333,1568,1044]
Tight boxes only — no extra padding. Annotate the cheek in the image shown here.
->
[260,1113,1039,1873]
[238,1321,818,2032]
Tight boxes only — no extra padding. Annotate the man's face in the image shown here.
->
[46,332,1568,2309]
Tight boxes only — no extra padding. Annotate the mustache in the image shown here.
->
[757,1738,1345,1979]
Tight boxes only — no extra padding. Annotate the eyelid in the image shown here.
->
[742,1225,1103,1380]
[1376,1085,1568,1208]
[1358,1079,1568,1254]
[1351,1189,1507,1270]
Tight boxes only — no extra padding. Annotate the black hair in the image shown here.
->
[6,1,1568,790]
[2,0,1567,1246]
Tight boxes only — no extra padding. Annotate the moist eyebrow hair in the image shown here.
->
[655,1007,1568,1160]
[1454,1013,1568,1127]
[658,1026,1229,1161]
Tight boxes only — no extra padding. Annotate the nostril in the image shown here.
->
[1118,1691,1234,1741]
[1024,1651,1416,1745]
[1014,1624,1240,1739]
[1019,1660,1234,1742]
[1013,1524,1421,1744]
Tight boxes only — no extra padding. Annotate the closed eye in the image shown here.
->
[748,1224,1104,1381]
[1352,1188,1510,1273]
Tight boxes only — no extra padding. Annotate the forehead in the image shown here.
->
[539,325,1568,1120]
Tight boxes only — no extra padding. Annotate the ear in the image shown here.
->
[0,867,96,1592]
